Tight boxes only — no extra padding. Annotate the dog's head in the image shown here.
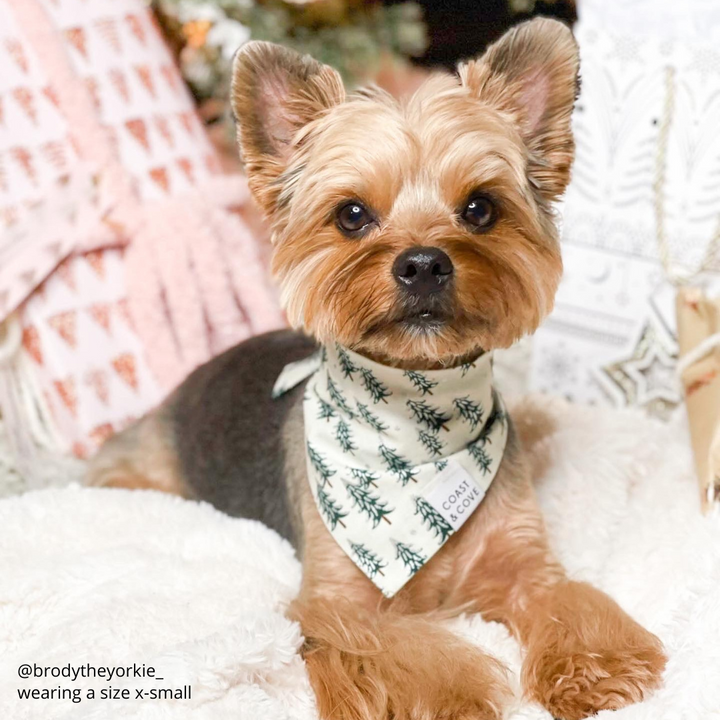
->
[231,18,579,367]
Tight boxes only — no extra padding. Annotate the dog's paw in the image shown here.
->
[296,598,510,720]
[525,637,666,720]
[522,584,666,720]
[305,634,510,720]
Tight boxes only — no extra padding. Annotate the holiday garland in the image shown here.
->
[152,0,427,127]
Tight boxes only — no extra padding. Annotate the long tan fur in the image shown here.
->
[94,18,667,720]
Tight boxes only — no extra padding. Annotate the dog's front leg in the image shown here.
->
[444,472,666,720]
[290,497,510,720]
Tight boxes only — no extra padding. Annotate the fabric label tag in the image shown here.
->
[423,459,484,530]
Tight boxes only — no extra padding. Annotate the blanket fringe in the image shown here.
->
[0,315,67,483]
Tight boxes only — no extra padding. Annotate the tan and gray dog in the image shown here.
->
[90,19,666,720]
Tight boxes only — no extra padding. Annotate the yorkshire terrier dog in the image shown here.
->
[90,18,666,719]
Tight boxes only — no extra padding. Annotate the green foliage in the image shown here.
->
[379,443,417,486]
[243,1,427,88]
[414,497,453,542]
[345,481,393,527]
[154,0,428,107]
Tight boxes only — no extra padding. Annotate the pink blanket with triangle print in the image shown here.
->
[0,0,284,458]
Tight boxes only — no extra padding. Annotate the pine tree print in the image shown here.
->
[355,400,388,433]
[316,486,347,530]
[477,393,507,445]
[336,344,359,379]
[406,399,451,432]
[453,396,484,430]
[379,444,418,485]
[418,429,444,457]
[434,459,449,472]
[360,367,391,404]
[335,418,356,454]
[394,541,426,574]
[497,406,507,426]
[477,419,493,446]
[345,481,393,527]
[320,345,328,364]
[315,391,336,421]
[349,467,379,488]
[414,497,453,542]
[404,370,437,396]
[307,442,336,486]
[468,440,492,474]
[350,542,386,578]
[327,376,355,418]
[489,390,507,427]
[461,361,476,377]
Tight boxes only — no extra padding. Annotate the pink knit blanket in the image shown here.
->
[1,0,284,390]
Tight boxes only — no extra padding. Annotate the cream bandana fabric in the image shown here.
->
[276,344,508,597]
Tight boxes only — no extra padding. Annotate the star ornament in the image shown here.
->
[598,322,681,419]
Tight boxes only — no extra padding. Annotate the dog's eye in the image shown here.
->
[461,194,496,231]
[336,202,373,236]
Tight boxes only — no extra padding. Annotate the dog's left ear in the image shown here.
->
[459,18,580,201]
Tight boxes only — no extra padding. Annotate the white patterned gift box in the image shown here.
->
[529,0,720,420]
[0,0,283,477]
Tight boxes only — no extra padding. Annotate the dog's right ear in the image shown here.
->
[231,42,345,214]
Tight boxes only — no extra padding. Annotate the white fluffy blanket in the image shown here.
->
[1,398,719,720]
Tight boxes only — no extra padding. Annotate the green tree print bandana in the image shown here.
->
[274,343,508,597]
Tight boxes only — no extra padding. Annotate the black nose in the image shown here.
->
[392,247,454,296]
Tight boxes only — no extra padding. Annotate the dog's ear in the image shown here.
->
[459,18,579,201]
[231,41,345,213]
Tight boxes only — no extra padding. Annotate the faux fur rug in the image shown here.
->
[1,397,718,720]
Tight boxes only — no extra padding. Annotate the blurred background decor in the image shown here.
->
[0,0,582,494]
[528,0,720,427]
[6,0,719,509]
[150,0,576,157]
[152,0,428,144]
[0,0,284,485]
